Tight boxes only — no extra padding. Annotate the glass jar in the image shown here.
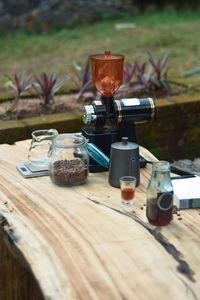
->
[28,129,58,169]
[146,161,174,226]
[48,135,89,186]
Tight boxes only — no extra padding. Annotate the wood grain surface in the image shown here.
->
[0,139,200,300]
[0,230,44,300]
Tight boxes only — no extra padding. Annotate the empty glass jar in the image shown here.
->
[48,135,89,186]
[28,129,58,169]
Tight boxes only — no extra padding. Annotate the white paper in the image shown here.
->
[172,176,200,200]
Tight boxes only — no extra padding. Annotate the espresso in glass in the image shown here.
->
[120,176,136,206]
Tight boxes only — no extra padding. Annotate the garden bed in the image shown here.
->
[0,78,191,121]
[0,94,84,121]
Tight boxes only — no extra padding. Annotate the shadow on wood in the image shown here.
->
[0,231,44,300]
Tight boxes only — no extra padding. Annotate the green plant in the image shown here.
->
[31,71,70,105]
[4,73,32,112]
[147,51,170,90]
[123,62,136,85]
[72,59,97,99]
[117,52,170,97]
[134,61,151,88]
[182,66,200,78]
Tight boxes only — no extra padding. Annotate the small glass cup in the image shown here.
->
[120,176,136,206]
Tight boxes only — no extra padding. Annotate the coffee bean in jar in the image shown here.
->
[52,159,88,185]
[48,135,89,186]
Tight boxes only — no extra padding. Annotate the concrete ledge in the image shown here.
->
[136,94,200,161]
[0,111,83,145]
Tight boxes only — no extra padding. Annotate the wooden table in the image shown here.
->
[0,139,200,300]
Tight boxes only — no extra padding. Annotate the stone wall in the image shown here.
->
[0,0,133,33]
[136,95,200,162]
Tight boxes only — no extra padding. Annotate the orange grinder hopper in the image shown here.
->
[90,50,124,98]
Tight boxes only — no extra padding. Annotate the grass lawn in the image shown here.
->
[0,10,200,91]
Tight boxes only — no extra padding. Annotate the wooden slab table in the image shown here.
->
[0,139,200,300]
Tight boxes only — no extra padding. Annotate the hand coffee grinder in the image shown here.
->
[82,50,156,172]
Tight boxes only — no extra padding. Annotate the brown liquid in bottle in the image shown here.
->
[146,161,173,226]
[146,195,173,226]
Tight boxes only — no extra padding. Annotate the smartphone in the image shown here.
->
[16,161,49,178]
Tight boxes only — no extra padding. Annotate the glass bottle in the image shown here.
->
[48,135,89,186]
[146,161,174,226]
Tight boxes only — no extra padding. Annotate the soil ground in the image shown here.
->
[0,94,87,120]
[0,81,189,121]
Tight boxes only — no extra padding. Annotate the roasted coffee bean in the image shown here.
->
[53,159,87,185]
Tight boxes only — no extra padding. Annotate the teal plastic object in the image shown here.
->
[87,143,109,168]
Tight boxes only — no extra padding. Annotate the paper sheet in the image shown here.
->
[172,176,200,200]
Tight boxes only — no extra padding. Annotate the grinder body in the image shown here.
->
[82,97,155,172]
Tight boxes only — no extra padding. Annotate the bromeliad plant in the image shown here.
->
[118,61,149,96]
[116,62,136,96]
[4,73,32,112]
[123,62,136,86]
[134,60,152,89]
[72,59,97,99]
[120,51,171,95]
[31,71,70,105]
[147,51,170,91]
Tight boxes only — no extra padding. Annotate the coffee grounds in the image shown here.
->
[52,159,88,185]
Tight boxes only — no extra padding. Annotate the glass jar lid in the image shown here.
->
[53,135,86,148]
